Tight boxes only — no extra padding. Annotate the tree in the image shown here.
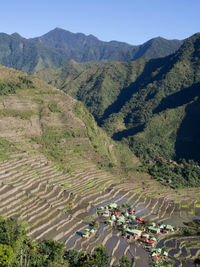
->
[38,239,64,263]
[0,244,14,266]
[117,256,131,267]
[88,244,109,267]
[64,249,81,266]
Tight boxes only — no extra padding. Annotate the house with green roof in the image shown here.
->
[166,225,174,231]
[109,203,117,209]
[118,216,125,223]
[126,228,142,236]
[163,251,168,256]
[148,226,160,233]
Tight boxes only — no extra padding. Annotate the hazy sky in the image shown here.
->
[1,0,200,45]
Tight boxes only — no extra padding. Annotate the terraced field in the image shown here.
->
[1,153,200,266]
[156,235,200,266]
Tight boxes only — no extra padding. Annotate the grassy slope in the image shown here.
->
[0,65,137,174]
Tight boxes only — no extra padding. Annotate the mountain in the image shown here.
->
[0,32,68,73]
[0,65,137,172]
[31,28,183,62]
[35,59,148,121]
[37,33,200,165]
[0,66,200,265]
[0,28,183,73]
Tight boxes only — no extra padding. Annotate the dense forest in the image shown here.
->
[0,28,182,73]
[37,33,200,166]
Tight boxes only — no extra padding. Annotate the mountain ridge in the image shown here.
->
[36,32,200,166]
[0,28,183,73]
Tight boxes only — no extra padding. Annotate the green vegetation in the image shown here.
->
[0,109,33,120]
[117,256,131,267]
[73,101,136,169]
[0,64,136,179]
[30,126,85,172]
[0,29,182,74]
[38,33,200,176]
[0,76,35,95]
[0,216,65,266]
[179,219,200,236]
[0,137,19,161]
[0,81,17,95]
[0,216,130,266]
[48,102,62,113]
[145,157,200,188]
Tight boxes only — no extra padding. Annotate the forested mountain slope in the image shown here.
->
[37,33,200,164]
[0,28,183,73]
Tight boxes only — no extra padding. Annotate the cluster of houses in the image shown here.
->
[80,202,176,264]
[96,203,176,245]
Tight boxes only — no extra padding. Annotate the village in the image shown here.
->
[80,202,178,265]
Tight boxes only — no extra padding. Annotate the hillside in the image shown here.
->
[0,65,138,172]
[37,33,200,167]
[0,66,200,266]
[0,28,183,73]
[0,32,67,73]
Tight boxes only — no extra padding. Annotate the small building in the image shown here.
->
[103,210,110,217]
[163,251,168,257]
[149,222,156,227]
[111,214,116,221]
[142,233,149,238]
[147,240,156,247]
[90,228,95,234]
[114,211,120,216]
[165,225,174,231]
[124,211,129,217]
[109,203,117,209]
[129,208,134,214]
[159,224,165,229]
[118,215,125,223]
[130,221,138,226]
[82,230,90,238]
[154,248,162,255]
[107,219,113,226]
[97,206,104,211]
[152,255,159,262]
[129,215,136,220]
[126,228,142,237]
[122,223,127,229]
[150,237,157,242]
[148,226,160,234]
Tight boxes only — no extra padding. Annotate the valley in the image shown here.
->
[36,33,200,173]
[0,152,200,266]
[0,31,200,266]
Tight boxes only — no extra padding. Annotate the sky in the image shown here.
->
[1,0,200,45]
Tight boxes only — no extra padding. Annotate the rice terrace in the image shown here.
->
[0,16,200,266]
[0,151,200,266]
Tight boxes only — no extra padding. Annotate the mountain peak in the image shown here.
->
[11,32,23,39]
